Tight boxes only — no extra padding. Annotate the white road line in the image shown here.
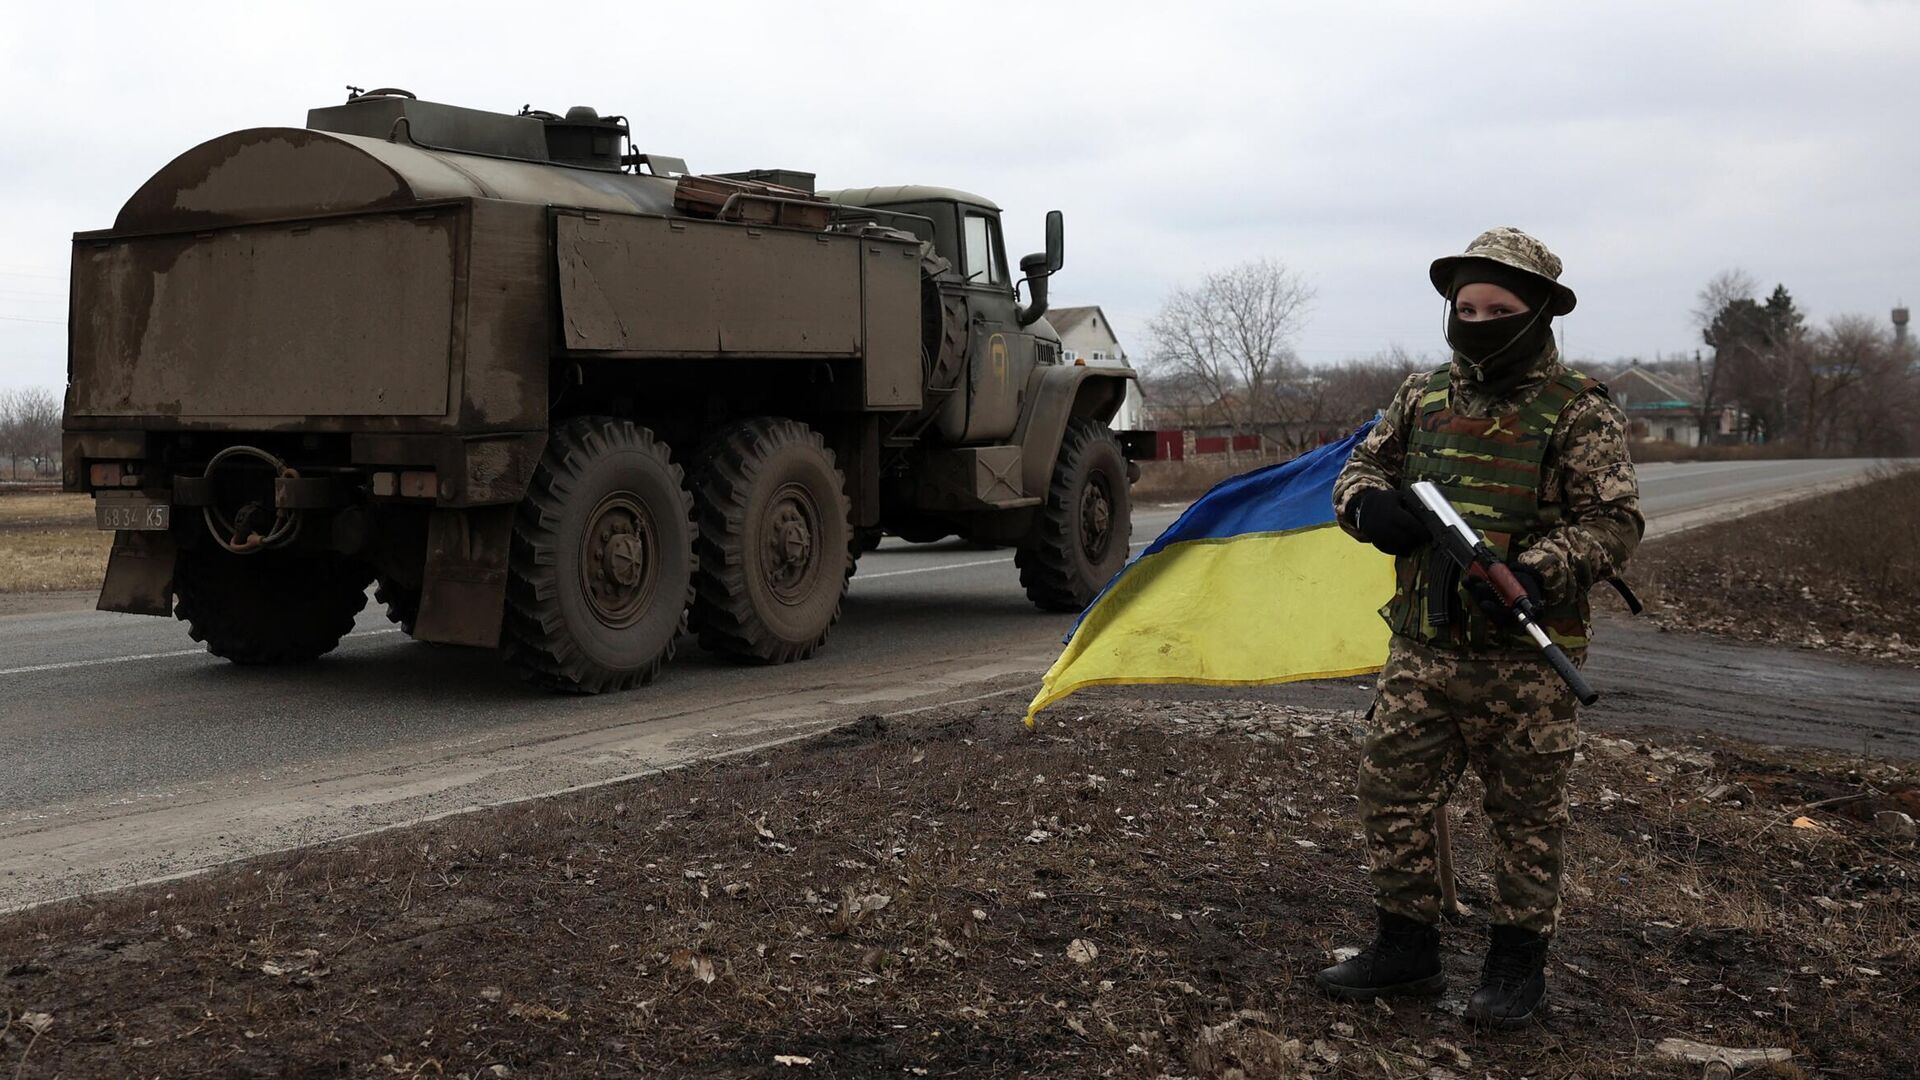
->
[855,534,1163,583]
[0,647,210,677]
[0,628,400,679]
[855,555,1013,580]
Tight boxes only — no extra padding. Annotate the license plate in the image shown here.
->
[96,498,171,532]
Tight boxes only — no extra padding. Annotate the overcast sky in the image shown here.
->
[2,1,1915,392]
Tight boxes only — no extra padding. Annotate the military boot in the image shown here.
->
[1314,907,1444,1000]
[1467,924,1550,1027]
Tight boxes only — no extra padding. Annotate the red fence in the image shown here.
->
[1191,434,1264,456]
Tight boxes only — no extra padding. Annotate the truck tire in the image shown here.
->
[847,527,882,580]
[691,418,852,663]
[173,548,373,664]
[374,576,420,636]
[502,418,694,693]
[1017,417,1132,612]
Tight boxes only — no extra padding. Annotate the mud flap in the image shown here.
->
[97,529,178,616]
[413,507,514,648]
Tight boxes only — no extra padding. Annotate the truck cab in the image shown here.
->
[821,186,1056,445]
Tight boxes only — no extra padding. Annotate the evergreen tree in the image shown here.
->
[1762,285,1805,346]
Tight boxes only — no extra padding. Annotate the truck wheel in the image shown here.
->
[173,548,373,664]
[503,418,694,693]
[1017,417,1132,612]
[691,418,852,663]
[374,576,420,636]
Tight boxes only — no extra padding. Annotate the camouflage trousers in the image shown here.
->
[1358,634,1581,936]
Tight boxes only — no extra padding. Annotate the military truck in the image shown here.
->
[63,89,1138,692]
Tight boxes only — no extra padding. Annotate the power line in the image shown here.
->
[0,314,64,325]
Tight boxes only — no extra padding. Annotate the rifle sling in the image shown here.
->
[1607,576,1644,615]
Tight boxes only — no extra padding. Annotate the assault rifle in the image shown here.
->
[1407,480,1599,706]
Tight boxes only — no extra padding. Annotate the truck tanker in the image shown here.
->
[62,88,1140,692]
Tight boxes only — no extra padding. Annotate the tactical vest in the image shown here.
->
[1384,366,1600,650]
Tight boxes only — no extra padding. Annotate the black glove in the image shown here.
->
[1352,489,1427,556]
[1467,564,1546,624]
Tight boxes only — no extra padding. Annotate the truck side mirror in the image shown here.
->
[1017,211,1065,327]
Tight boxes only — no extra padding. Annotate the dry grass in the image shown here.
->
[1133,454,1291,504]
[1,696,1912,1077]
[0,492,93,527]
[1636,468,1920,664]
[0,492,108,593]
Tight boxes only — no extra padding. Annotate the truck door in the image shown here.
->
[956,206,1033,443]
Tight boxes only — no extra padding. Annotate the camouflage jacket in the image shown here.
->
[1333,344,1644,613]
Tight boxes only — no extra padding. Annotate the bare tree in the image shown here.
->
[1144,259,1315,456]
[1804,315,1920,455]
[1321,345,1428,428]
[0,387,62,480]
[1134,368,1219,430]
[0,389,21,479]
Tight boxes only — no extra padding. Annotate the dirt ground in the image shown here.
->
[0,491,108,593]
[2,695,1913,1078]
[1635,469,1919,667]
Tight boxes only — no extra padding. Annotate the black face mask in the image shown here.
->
[1445,307,1553,375]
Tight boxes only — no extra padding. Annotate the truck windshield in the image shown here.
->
[963,212,1004,285]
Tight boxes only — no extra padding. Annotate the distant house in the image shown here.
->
[1047,306,1143,430]
[1609,365,1705,446]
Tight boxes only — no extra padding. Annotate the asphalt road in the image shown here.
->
[0,456,1906,909]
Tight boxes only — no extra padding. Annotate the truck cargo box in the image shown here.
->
[70,205,465,423]
[552,210,923,410]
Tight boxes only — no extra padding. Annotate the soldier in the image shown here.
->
[1314,228,1642,1028]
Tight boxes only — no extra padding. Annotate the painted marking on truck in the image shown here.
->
[989,334,1009,384]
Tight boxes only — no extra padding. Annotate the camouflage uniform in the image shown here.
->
[1332,230,1643,938]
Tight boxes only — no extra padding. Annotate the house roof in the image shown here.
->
[1046,306,1103,336]
[1610,365,1698,410]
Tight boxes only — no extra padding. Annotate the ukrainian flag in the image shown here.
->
[1025,420,1394,726]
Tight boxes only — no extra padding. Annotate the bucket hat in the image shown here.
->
[1429,226,1576,316]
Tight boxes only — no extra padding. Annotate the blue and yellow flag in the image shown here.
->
[1025,421,1394,726]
